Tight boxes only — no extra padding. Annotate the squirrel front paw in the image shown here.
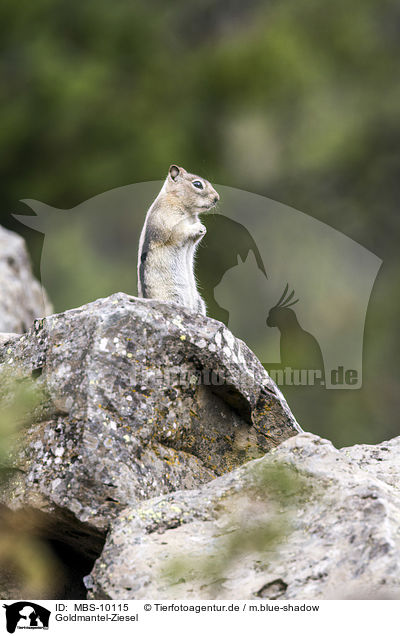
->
[193,223,206,239]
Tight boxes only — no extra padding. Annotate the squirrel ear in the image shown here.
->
[169,165,180,180]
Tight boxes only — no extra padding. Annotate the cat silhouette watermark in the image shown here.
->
[14,182,382,390]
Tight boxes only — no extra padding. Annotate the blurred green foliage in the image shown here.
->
[0,371,41,480]
[0,372,58,598]
[162,462,310,596]
[0,0,399,445]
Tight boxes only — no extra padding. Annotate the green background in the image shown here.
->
[1,0,399,446]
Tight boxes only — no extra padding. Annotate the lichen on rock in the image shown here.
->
[0,293,300,542]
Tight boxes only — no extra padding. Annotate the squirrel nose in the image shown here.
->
[214,194,220,203]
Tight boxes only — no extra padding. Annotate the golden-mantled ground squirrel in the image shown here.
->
[137,165,220,315]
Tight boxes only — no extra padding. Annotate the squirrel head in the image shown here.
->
[165,165,220,213]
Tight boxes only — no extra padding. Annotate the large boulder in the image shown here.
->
[0,293,300,538]
[85,433,400,600]
[0,225,52,333]
[2,291,399,601]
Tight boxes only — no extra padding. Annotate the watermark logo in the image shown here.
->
[2,602,50,633]
[14,182,381,389]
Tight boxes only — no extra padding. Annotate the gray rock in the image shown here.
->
[342,436,400,491]
[0,293,300,537]
[2,290,399,601]
[0,333,20,346]
[85,433,400,600]
[0,225,52,333]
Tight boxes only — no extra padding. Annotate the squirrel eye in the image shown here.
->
[192,180,204,190]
